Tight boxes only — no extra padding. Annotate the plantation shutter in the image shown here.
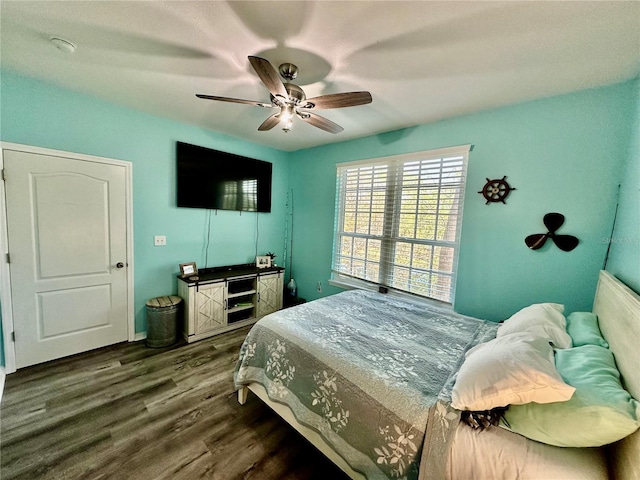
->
[332,145,470,303]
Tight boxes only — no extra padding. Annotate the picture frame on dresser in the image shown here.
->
[179,262,198,277]
[255,256,271,269]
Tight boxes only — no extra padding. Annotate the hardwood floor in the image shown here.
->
[0,327,350,480]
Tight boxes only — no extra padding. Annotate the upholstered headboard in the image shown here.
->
[593,271,640,480]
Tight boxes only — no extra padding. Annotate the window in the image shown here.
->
[332,145,470,304]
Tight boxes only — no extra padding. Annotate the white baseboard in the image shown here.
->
[0,367,5,403]
[134,332,147,342]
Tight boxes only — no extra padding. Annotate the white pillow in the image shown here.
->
[451,332,575,411]
[498,303,572,349]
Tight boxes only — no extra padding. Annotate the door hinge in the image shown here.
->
[1,169,5,181]
[6,253,10,264]
[11,331,15,342]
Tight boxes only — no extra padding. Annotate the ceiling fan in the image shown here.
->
[196,56,372,134]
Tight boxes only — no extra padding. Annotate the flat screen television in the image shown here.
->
[176,141,272,213]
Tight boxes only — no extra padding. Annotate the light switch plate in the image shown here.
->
[154,235,166,246]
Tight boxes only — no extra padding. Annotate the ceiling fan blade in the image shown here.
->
[299,112,344,134]
[248,56,288,99]
[304,91,372,110]
[552,235,580,252]
[258,113,281,131]
[525,233,548,250]
[543,213,565,233]
[196,94,273,107]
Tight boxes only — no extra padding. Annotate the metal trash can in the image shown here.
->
[146,295,182,348]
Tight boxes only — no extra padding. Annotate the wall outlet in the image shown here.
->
[316,281,322,293]
[154,235,166,246]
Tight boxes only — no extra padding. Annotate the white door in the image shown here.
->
[5,149,129,368]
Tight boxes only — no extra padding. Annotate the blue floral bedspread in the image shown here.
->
[234,290,497,480]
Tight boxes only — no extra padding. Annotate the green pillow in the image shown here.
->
[502,345,640,447]
[566,312,608,348]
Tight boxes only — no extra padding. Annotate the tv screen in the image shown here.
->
[177,141,272,212]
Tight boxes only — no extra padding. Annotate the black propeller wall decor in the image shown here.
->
[196,56,372,134]
[525,213,579,252]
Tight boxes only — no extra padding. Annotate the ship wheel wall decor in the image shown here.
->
[525,213,579,252]
[478,176,516,204]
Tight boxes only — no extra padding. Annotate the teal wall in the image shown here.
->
[289,80,636,321]
[0,68,637,368]
[606,78,640,293]
[0,70,290,343]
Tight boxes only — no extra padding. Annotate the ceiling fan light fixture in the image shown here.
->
[280,105,294,133]
[196,55,371,135]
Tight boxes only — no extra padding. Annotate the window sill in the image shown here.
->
[328,277,453,311]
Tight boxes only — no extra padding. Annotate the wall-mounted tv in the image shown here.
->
[177,141,272,213]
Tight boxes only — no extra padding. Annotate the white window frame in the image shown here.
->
[330,145,471,305]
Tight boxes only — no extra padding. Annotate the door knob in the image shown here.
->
[116,262,125,269]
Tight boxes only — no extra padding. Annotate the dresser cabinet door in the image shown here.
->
[194,282,226,334]
[257,273,283,318]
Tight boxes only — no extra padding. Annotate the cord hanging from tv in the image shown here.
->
[176,141,272,213]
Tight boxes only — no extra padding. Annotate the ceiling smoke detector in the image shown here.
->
[50,37,76,53]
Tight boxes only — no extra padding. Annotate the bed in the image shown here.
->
[234,271,640,480]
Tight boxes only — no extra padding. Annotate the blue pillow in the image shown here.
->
[566,312,608,348]
[502,345,640,447]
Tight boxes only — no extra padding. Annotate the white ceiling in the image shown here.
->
[1,1,639,152]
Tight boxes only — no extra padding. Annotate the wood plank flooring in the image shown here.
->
[0,327,350,480]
